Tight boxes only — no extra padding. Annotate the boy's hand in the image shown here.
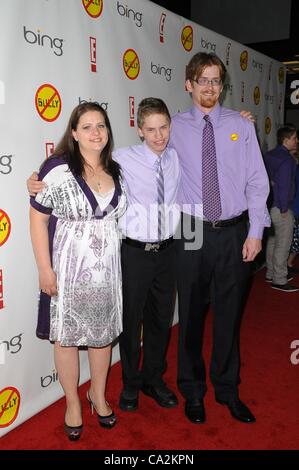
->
[27,172,45,196]
[240,110,255,123]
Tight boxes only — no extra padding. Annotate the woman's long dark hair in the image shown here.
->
[47,101,120,179]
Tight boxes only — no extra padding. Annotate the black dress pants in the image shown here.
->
[119,241,176,392]
[176,214,251,401]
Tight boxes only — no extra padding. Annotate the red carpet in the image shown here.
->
[1,268,298,450]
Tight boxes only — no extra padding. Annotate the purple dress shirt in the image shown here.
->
[113,142,181,242]
[264,145,296,213]
[170,104,270,239]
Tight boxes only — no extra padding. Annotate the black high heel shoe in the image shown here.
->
[86,390,117,429]
[64,422,83,441]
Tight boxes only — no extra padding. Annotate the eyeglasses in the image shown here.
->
[193,77,222,87]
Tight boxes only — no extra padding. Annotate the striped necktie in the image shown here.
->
[202,114,222,222]
[156,157,165,240]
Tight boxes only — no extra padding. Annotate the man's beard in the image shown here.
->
[199,94,218,108]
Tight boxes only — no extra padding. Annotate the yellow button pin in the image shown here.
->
[231,133,238,141]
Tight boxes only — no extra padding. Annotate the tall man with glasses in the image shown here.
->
[170,52,270,425]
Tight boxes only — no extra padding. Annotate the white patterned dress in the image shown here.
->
[30,155,126,347]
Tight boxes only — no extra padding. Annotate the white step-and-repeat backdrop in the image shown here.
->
[0,0,285,436]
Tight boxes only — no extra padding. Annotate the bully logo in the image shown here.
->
[253,86,260,105]
[181,26,193,52]
[240,50,248,71]
[123,49,140,80]
[0,387,20,428]
[278,67,285,84]
[265,116,271,135]
[35,84,62,122]
[0,209,11,247]
[82,0,103,18]
[23,26,64,56]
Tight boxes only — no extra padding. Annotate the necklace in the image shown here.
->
[94,173,103,190]
[83,166,104,191]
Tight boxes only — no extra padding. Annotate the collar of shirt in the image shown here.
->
[142,141,168,168]
[280,144,292,156]
[190,102,221,127]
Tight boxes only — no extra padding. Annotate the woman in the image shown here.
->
[30,102,126,440]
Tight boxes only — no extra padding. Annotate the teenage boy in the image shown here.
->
[114,98,180,410]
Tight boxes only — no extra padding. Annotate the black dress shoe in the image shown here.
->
[87,391,116,428]
[64,422,83,441]
[119,389,139,412]
[141,384,178,408]
[216,397,256,423]
[184,399,206,424]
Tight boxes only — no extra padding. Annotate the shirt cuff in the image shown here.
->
[248,224,264,240]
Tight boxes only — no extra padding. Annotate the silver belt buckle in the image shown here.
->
[145,242,160,252]
[212,221,220,229]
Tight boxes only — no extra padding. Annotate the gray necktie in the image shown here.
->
[156,158,165,240]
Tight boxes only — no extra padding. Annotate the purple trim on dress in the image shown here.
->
[75,174,98,213]
[30,197,53,214]
[108,178,122,215]
[39,155,67,180]
[74,174,122,220]
[30,155,67,214]
[94,177,122,219]
[36,215,57,340]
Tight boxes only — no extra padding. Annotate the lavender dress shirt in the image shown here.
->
[113,142,181,242]
[170,104,270,239]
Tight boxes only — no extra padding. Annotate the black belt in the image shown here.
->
[122,236,174,252]
[203,213,245,228]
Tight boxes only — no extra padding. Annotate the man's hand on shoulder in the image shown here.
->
[27,171,45,196]
[240,110,255,123]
